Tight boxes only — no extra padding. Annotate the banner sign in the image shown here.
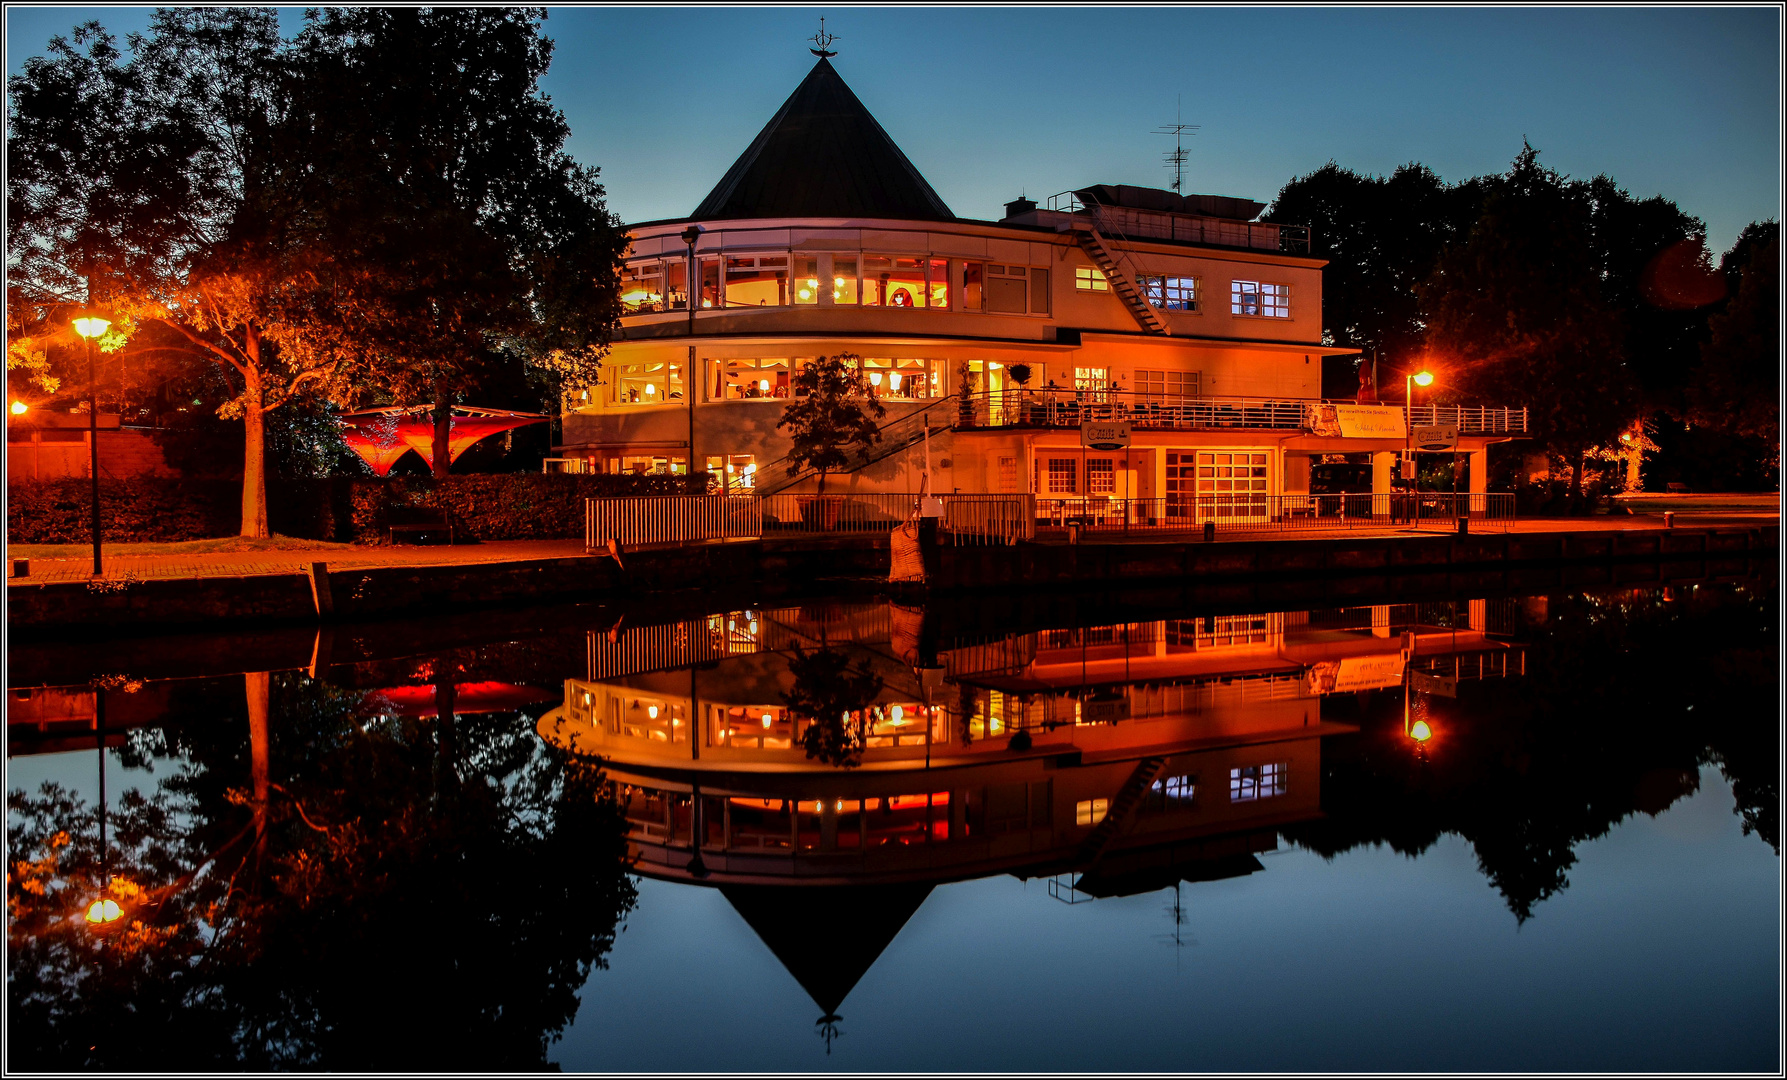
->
[1331,653,1408,692]
[1411,670,1458,697]
[1413,425,1459,452]
[1083,695,1132,724]
[1309,404,1407,440]
[1080,421,1132,450]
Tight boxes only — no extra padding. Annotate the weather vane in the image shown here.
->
[810,17,838,58]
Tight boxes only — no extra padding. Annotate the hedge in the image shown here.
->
[7,472,709,545]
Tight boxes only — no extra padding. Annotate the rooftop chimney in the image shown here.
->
[1003,196,1038,220]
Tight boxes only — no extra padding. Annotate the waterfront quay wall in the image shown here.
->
[6,525,1775,637]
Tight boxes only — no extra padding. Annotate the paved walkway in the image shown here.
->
[6,509,1774,585]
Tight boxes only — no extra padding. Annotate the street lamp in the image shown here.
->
[10,400,27,416]
[1402,369,1434,525]
[73,314,111,576]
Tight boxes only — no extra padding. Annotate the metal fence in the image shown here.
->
[1032,492,1514,536]
[761,492,918,533]
[960,391,1528,436]
[585,494,762,549]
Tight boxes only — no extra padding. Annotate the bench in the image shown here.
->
[387,505,457,545]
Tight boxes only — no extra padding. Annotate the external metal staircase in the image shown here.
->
[1073,755,1167,867]
[1073,226,1169,336]
[754,398,956,496]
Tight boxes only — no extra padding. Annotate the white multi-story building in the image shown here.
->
[558,57,1525,511]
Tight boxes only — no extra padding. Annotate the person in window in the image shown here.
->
[890,288,913,307]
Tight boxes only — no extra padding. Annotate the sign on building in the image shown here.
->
[1413,425,1459,452]
[1410,670,1458,697]
[1307,404,1407,439]
[1080,420,1132,450]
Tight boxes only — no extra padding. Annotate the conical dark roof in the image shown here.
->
[692,58,954,222]
[721,883,934,1016]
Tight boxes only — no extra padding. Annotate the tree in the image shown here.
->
[7,13,356,536]
[282,8,627,476]
[784,647,885,769]
[778,353,886,495]
[1419,145,1637,499]
[1689,222,1780,448]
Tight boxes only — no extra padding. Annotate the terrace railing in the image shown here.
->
[959,390,1528,435]
[1031,492,1514,536]
[585,494,762,550]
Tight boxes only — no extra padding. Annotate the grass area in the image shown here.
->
[4,535,362,558]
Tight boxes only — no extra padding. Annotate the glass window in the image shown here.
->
[927,258,949,309]
[1030,267,1050,314]
[832,256,858,305]
[1137,370,1200,400]
[664,260,688,311]
[793,255,820,305]
[1140,275,1198,311]
[620,262,664,313]
[706,455,759,491]
[725,255,788,307]
[963,262,984,310]
[1075,266,1109,292]
[698,257,722,309]
[611,362,681,405]
[886,257,926,308]
[714,358,793,400]
[986,265,1027,313]
[1047,458,1077,494]
[861,255,893,306]
[1075,798,1110,826]
[1229,762,1287,802]
[1075,366,1110,392]
[1232,280,1290,317]
[1086,458,1115,494]
[859,358,934,399]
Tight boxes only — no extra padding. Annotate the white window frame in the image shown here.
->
[1231,280,1290,318]
[1075,266,1110,292]
[1140,275,1199,311]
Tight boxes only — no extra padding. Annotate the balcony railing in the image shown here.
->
[958,390,1527,435]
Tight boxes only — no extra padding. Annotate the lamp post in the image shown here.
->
[682,225,702,487]
[1402,368,1433,525]
[73,314,111,576]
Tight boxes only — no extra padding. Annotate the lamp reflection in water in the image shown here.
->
[1410,720,1433,743]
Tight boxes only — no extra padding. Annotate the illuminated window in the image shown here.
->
[1140,276,1198,311]
[1232,280,1290,318]
[1046,458,1077,494]
[1229,762,1287,801]
[1075,798,1110,826]
[832,255,859,304]
[610,362,683,405]
[859,358,935,399]
[713,358,794,400]
[1086,458,1115,494]
[998,456,1018,491]
[725,255,789,307]
[706,454,758,491]
[862,255,929,308]
[620,262,665,313]
[793,255,820,305]
[1156,774,1195,801]
[1075,266,1110,292]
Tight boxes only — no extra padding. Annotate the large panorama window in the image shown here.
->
[708,357,939,401]
[610,361,685,405]
[622,252,1048,315]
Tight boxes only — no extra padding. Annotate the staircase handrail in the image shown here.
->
[753,396,958,495]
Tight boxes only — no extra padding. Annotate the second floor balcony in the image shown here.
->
[956,390,1529,436]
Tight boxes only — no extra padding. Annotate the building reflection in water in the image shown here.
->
[537,598,1526,1024]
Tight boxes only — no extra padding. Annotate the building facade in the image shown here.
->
[558,57,1525,508]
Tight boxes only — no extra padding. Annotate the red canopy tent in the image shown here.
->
[337,406,549,476]
[358,681,557,717]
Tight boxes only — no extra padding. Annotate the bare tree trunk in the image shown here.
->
[241,330,270,538]
[246,671,271,862]
[432,371,451,480]
[1570,445,1587,503]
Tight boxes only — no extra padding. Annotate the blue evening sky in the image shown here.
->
[7,6,1780,253]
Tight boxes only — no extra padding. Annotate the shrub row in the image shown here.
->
[7,473,708,545]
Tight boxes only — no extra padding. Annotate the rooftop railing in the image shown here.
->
[1045,193,1311,255]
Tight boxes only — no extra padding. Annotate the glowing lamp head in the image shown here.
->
[84,898,122,925]
[869,372,882,386]
[1412,371,1434,387]
[72,316,110,340]
[643,383,656,396]
[646,705,659,720]
[9,401,26,416]
[890,705,904,722]
[889,372,902,389]
[758,379,769,393]
[761,713,772,728]
[1410,720,1433,742]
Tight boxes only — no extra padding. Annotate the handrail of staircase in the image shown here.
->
[753,396,959,495]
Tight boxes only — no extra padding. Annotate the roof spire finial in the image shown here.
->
[809,17,838,58]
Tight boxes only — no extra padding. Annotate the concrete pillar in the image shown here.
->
[1372,452,1395,518]
[1469,448,1488,514]
[1282,452,1311,494]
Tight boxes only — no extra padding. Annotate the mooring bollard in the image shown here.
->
[11,558,28,578]
[1457,515,1469,535]
[1203,521,1216,543]
[1664,511,1675,529]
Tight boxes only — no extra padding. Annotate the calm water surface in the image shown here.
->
[6,576,1779,1071]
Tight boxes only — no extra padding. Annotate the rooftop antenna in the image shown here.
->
[1153,95,1200,194]
[809,17,838,58]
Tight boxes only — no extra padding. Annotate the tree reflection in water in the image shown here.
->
[784,647,884,769]
[7,672,636,1071]
[1285,583,1778,922]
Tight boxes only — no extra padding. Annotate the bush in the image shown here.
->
[7,473,711,545]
